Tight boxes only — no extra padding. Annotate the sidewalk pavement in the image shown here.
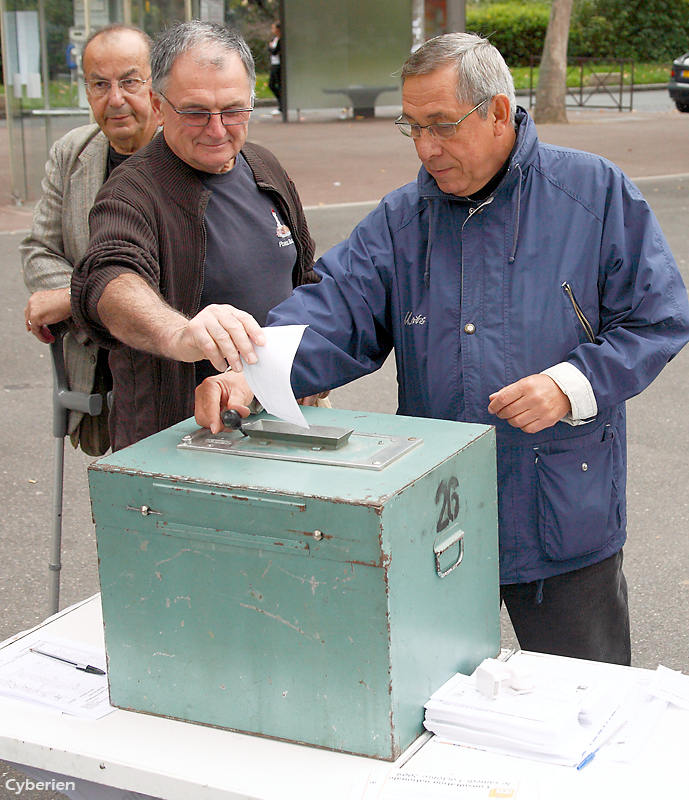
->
[1,104,687,235]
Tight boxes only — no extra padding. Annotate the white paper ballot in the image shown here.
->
[365,772,521,799]
[648,664,689,711]
[353,763,523,800]
[242,325,309,428]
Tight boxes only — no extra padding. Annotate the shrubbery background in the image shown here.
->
[466,0,689,66]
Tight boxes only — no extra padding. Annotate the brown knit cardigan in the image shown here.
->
[71,132,317,451]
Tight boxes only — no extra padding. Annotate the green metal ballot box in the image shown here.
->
[88,407,500,761]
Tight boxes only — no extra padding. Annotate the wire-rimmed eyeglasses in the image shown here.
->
[158,92,253,128]
[85,77,150,98]
[395,99,489,140]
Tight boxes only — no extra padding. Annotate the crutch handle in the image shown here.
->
[49,323,102,438]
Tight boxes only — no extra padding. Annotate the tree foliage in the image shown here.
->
[466,0,689,67]
[226,0,278,74]
[466,3,550,66]
[571,0,689,62]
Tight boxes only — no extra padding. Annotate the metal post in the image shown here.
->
[280,0,287,122]
[412,0,425,50]
[446,0,466,33]
[37,0,50,110]
[84,0,91,36]
[630,61,634,112]
[37,0,53,157]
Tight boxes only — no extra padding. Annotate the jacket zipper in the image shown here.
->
[460,196,494,308]
[562,281,595,343]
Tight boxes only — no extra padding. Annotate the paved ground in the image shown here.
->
[0,99,688,799]
[2,97,688,222]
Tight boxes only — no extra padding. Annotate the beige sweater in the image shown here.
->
[20,123,109,440]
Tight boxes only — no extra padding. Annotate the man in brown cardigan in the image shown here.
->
[72,21,317,451]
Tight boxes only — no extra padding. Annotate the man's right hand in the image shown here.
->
[195,371,255,434]
[96,275,266,371]
[172,304,266,373]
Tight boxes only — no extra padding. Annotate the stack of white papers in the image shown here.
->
[0,632,114,719]
[423,652,667,768]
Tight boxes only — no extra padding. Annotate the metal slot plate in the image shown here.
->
[241,419,354,449]
[178,427,422,470]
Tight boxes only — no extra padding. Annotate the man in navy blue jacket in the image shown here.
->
[195,33,689,664]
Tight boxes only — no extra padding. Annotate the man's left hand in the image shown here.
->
[488,374,570,433]
[195,372,254,434]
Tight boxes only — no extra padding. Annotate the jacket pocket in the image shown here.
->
[562,281,596,343]
[534,425,619,562]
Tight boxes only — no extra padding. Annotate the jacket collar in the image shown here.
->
[132,132,276,211]
[417,106,537,202]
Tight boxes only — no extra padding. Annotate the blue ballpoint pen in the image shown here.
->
[576,720,627,770]
[30,648,106,676]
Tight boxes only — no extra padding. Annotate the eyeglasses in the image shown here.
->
[395,99,489,140]
[158,92,253,127]
[85,77,150,98]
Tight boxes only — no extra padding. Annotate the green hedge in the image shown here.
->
[465,0,689,67]
[466,3,550,66]
[572,0,689,62]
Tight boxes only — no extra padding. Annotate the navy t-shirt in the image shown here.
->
[196,153,297,384]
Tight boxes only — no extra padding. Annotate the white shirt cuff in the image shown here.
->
[541,362,597,426]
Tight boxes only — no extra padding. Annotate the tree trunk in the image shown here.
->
[533,0,574,124]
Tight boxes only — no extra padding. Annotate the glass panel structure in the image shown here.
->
[283,0,411,114]
[0,0,83,202]
[2,1,413,200]
[0,0,198,202]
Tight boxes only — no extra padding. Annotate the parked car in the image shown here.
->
[669,52,689,112]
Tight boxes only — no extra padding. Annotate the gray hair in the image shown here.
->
[151,20,256,99]
[401,33,515,124]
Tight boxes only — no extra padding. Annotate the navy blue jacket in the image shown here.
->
[268,108,689,584]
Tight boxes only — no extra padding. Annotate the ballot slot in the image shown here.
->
[241,419,353,448]
[178,420,423,470]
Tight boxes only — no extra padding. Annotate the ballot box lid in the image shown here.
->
[89,407,494,506]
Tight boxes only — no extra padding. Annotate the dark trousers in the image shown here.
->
[269,66,282,111]
[500,550,631,665]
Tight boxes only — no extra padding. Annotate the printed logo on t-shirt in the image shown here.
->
[270,208,292,239]
[271,209,293,247]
